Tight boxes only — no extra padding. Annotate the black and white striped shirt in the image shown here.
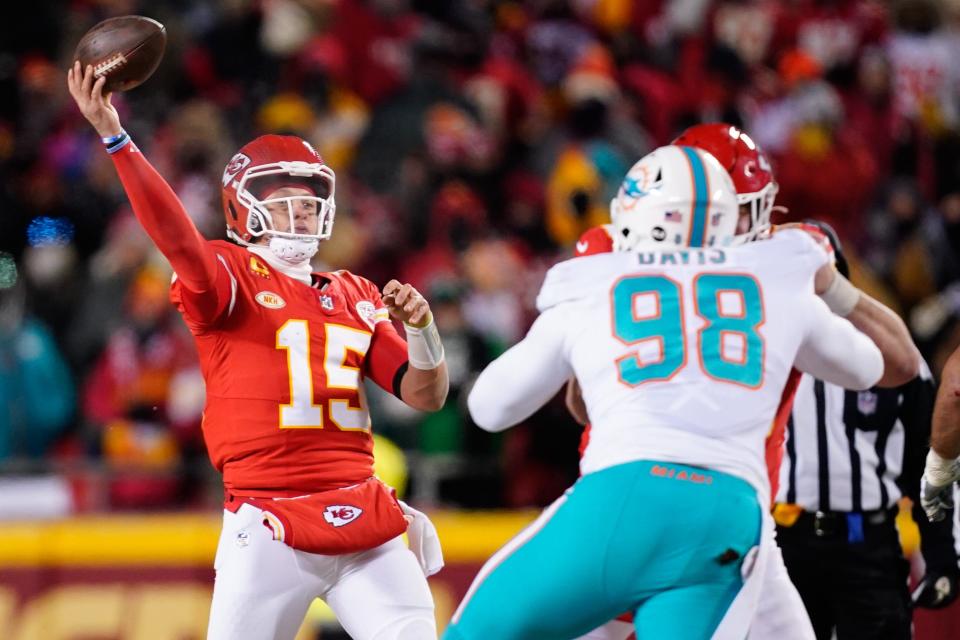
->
[776,363,934,513]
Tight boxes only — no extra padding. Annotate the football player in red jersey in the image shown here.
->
[569,124,918,640]
[69,64,447,640]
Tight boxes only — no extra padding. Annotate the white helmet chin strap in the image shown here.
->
[268,236,319,264]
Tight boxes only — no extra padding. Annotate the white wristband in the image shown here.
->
[820,273,859,317]
[404,318,444,369]
[926,449,960,487]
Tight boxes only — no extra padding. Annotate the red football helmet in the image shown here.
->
[672,123,777,240]
[221,134,336,245]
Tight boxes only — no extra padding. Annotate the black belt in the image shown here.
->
[793,508,895,540]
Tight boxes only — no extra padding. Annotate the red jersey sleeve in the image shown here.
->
[111,142,232,324]
[169,253,237,329]
[357,278,409,398]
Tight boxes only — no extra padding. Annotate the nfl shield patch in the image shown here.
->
[857,390,878,415]
[319,294,334,311]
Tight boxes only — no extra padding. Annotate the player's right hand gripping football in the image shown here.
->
[66,60,122,138]
[921,453,960,522]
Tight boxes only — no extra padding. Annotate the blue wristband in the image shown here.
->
[104,131,131,154]
[101,130,126,145]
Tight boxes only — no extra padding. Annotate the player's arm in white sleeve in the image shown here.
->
[467,309,574,432]
[793,295,884,390]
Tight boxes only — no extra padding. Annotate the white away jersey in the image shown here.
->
[468,230,883,498]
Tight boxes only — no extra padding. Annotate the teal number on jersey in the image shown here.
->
[611,274,765,387]
[695,274,764,387]
[611,276,685,385]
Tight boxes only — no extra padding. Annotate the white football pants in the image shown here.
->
[207,503,436,640]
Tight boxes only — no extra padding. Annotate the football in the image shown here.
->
[73,15,166,93]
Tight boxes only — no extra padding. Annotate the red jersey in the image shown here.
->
[170,242,408,496]
[108,142,410,500]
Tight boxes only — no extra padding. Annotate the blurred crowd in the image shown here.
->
[2,0,960,514]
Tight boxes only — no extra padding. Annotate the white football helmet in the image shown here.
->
[610,145,739,252]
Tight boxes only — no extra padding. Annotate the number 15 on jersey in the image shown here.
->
[276,320,372,430]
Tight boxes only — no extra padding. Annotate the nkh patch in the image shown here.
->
[255,291,285,309]
[323,505,363,527]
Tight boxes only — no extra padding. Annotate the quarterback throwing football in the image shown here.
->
[69,63,448,640]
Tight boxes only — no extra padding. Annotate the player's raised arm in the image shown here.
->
[467,310,573,432]
[66,61,218,294]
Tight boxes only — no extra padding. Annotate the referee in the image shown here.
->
[774,227,959,640]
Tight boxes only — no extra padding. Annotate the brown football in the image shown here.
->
[74,15,166,93]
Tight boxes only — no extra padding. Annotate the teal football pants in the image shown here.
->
[443,460,761,640]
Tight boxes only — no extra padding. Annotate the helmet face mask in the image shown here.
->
[610,145,739,252]
[222,136,337,256]
[737,180,778,242]
[236,163,335,244]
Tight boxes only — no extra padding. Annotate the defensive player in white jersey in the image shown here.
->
[572,124,919,640]
[442,145,884,640]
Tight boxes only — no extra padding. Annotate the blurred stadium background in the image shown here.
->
[2,0,960,637]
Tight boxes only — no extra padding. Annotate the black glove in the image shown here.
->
[912,568,960,609]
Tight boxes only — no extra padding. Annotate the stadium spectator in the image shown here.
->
[0,280,74,462]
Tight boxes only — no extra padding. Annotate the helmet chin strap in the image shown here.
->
[268,236,319,264]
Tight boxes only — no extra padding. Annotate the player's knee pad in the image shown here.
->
[373,616,436,640]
